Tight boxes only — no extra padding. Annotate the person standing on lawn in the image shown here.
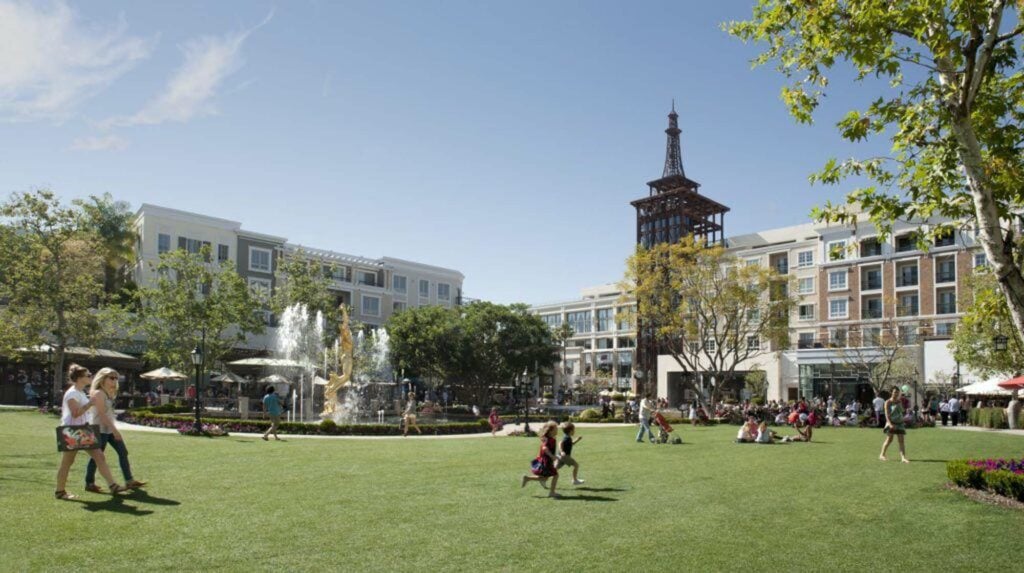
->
[55,364,125,500]
[636,394,656,443]
[880,387,910,463]
[873,393,886,427]
[403,391,422,436]
[85,368,146,492]
[488,407,503,436]
[521,420,561,498]
[262,385,283,441]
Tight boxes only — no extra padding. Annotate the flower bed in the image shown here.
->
[121,409,490,436]
[177,422,229,437]
[947,458,1024,502]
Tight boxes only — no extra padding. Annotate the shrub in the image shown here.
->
[947,460,986,489]
[320,419,337,431]
[576,408,603,422]
[542,392,554,399]
[121,411,490,436]
[610,393,625,401]
[969,408,1009,429]
[984,470,1024,502]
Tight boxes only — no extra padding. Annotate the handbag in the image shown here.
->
[530,456,544,474]
[56,424,102,452]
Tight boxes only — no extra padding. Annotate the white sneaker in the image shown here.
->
[573,479,585,486]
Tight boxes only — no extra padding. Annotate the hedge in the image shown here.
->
[947,458,1024,503]
[121,411,491,436]
[947,460,986,489]
[968,408,1009,429]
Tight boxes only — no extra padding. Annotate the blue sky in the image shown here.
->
[0,1,889,305]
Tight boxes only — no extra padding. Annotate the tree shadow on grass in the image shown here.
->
[126,489,181,506]
[71,496,155,516]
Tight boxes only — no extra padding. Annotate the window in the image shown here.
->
[936,258,956,283]
[392,275,407,294]
[249,247,271,272]
[798,332,815,349]
[829,328,847,347]
[827,240,847,261]
[747,336,760,351]
[158,233,171,254]
[217,244,229,263]
[437,283,451,301]
[895,234,916,253]
[861,266,882,291]
[935,322,956,336]
[596,338,614,350]
[248,278,272,302]
[828,270,848,291]
[862,297,883,319]
[688,341,700,354]
[798,304,815,321]
[617,307,633,330]
[542,314,562,328]
[357,271,377,287]
[797,277,814,295]
[419,280,430,298]
[323,265,348,282]
[829,299,848,319]
[361,295,380,316]
[974,252,988,269]
[747,309,760,322]
[393,301,406,313]
[745,258,760,267]
[896,262,918,287]
[899,324,919,344]
[897,293,919,317]
[596,308,614,331]
[771,256,789,275]
[937,290,957,314]
[860,238,882,257]
[797,250,814,268]
[706,339,717,352]
[567,311,591,334]
[934,231,955,247]
[863,327,882,346]
[617,337,635,348]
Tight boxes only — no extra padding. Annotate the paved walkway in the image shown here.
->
[113,420,635,441]
[936,424,1024,437]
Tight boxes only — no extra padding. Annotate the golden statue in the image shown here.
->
[322,305,354,417]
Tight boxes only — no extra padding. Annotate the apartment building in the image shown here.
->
[133,204,464,352]
[532,216,984,405]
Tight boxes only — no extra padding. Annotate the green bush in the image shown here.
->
[946,460,986,489]
[122,411,491,436]
[611,393,625,401]
[983,470,1024,502]
[320,418,337,431]
[132,404,192,414]
[576,408,603,422]
[969,408,1009,429]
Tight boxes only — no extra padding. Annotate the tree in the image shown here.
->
[951,268,1024,377]
[272,249,340,342]
[833,317,921,396]
[0,190,106,400]
[745,370,769,402]
[622,236,796,408]
[729,1,1024,359]
[76,193,136,300]
[134,246,264,374]
[551,321,575,381]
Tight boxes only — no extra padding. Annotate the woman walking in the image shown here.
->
[262,385,283,441]
[55,364,125,500]
[880,387,910,463]
[521,420,561,498]
[85,368,146,492]
[402,391,422,436]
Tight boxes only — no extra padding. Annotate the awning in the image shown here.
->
[21,344,140,362]
[228,358,313,368]
[139,367,188,381]
[959,378,1012,396]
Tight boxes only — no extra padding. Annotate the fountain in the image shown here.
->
[273,303,324,421]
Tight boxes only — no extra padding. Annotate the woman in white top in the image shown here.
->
[55,364,124,500]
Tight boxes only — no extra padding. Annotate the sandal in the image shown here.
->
[84,484,104,494]
[108,484,127,494]
[125,480,147,489]
[55,490,77,500]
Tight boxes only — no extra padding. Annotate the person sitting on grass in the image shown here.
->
[736,415,758,443]
[755,420,778,444]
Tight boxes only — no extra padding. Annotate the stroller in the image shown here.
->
[653,411,677,444]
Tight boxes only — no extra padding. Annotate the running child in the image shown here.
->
[554,422,585,486]
[521,421,561,498]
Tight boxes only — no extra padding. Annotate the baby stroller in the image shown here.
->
[653,411,676,444]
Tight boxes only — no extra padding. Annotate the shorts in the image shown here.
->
[404,414,417,424]
[555,455,577,469]
[269,414,281,424]
[883,426,906,435]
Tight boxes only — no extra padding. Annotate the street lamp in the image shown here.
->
[520,367,531,434]
[191,345,203,431]
[46,345,55,408]
[994,335,1009,352]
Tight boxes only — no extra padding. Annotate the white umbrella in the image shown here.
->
[211,371,246,383]
[599,389,611,397]
[139,367,188,381]
[259,374,292,384]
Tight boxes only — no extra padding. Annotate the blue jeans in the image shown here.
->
[636,419,655,442]
[86,433,133,485]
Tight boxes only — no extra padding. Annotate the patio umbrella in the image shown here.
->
[259,374,292,384]
[139,367,188,380]
[997,375,1024,390]
[211,371,246,383]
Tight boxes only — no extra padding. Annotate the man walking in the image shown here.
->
[873,393,885,428]
[948,395,960,427]
[636,394,657,444]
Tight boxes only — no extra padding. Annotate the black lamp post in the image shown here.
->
[46,345,55,408]
[191,345,203,431]
[994,335,1009,352]
[521,368,531,434]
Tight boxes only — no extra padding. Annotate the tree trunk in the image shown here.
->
[953,113,1024,349]
[53,345,66,408]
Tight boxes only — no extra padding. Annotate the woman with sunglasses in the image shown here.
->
[84,368,147,492]
[54,364,125,500]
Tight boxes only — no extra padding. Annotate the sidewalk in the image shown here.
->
[936,424,1024,437]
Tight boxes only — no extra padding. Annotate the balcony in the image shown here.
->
[861,278,882,291]
[862,308,883,319]
[937,303,957,315]
[936,272,956,284]
[896,271,918,288]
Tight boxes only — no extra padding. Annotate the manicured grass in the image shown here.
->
[2,410,1023,572]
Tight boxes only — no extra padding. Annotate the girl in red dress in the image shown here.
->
[521,421,560,498]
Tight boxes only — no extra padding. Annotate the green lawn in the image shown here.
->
[2,410,1023,572]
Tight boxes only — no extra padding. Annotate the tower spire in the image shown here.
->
[662,101,684,178]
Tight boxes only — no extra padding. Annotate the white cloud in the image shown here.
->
[0,1,152,122]
[103,11,272,128]
[70,134,129,152]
